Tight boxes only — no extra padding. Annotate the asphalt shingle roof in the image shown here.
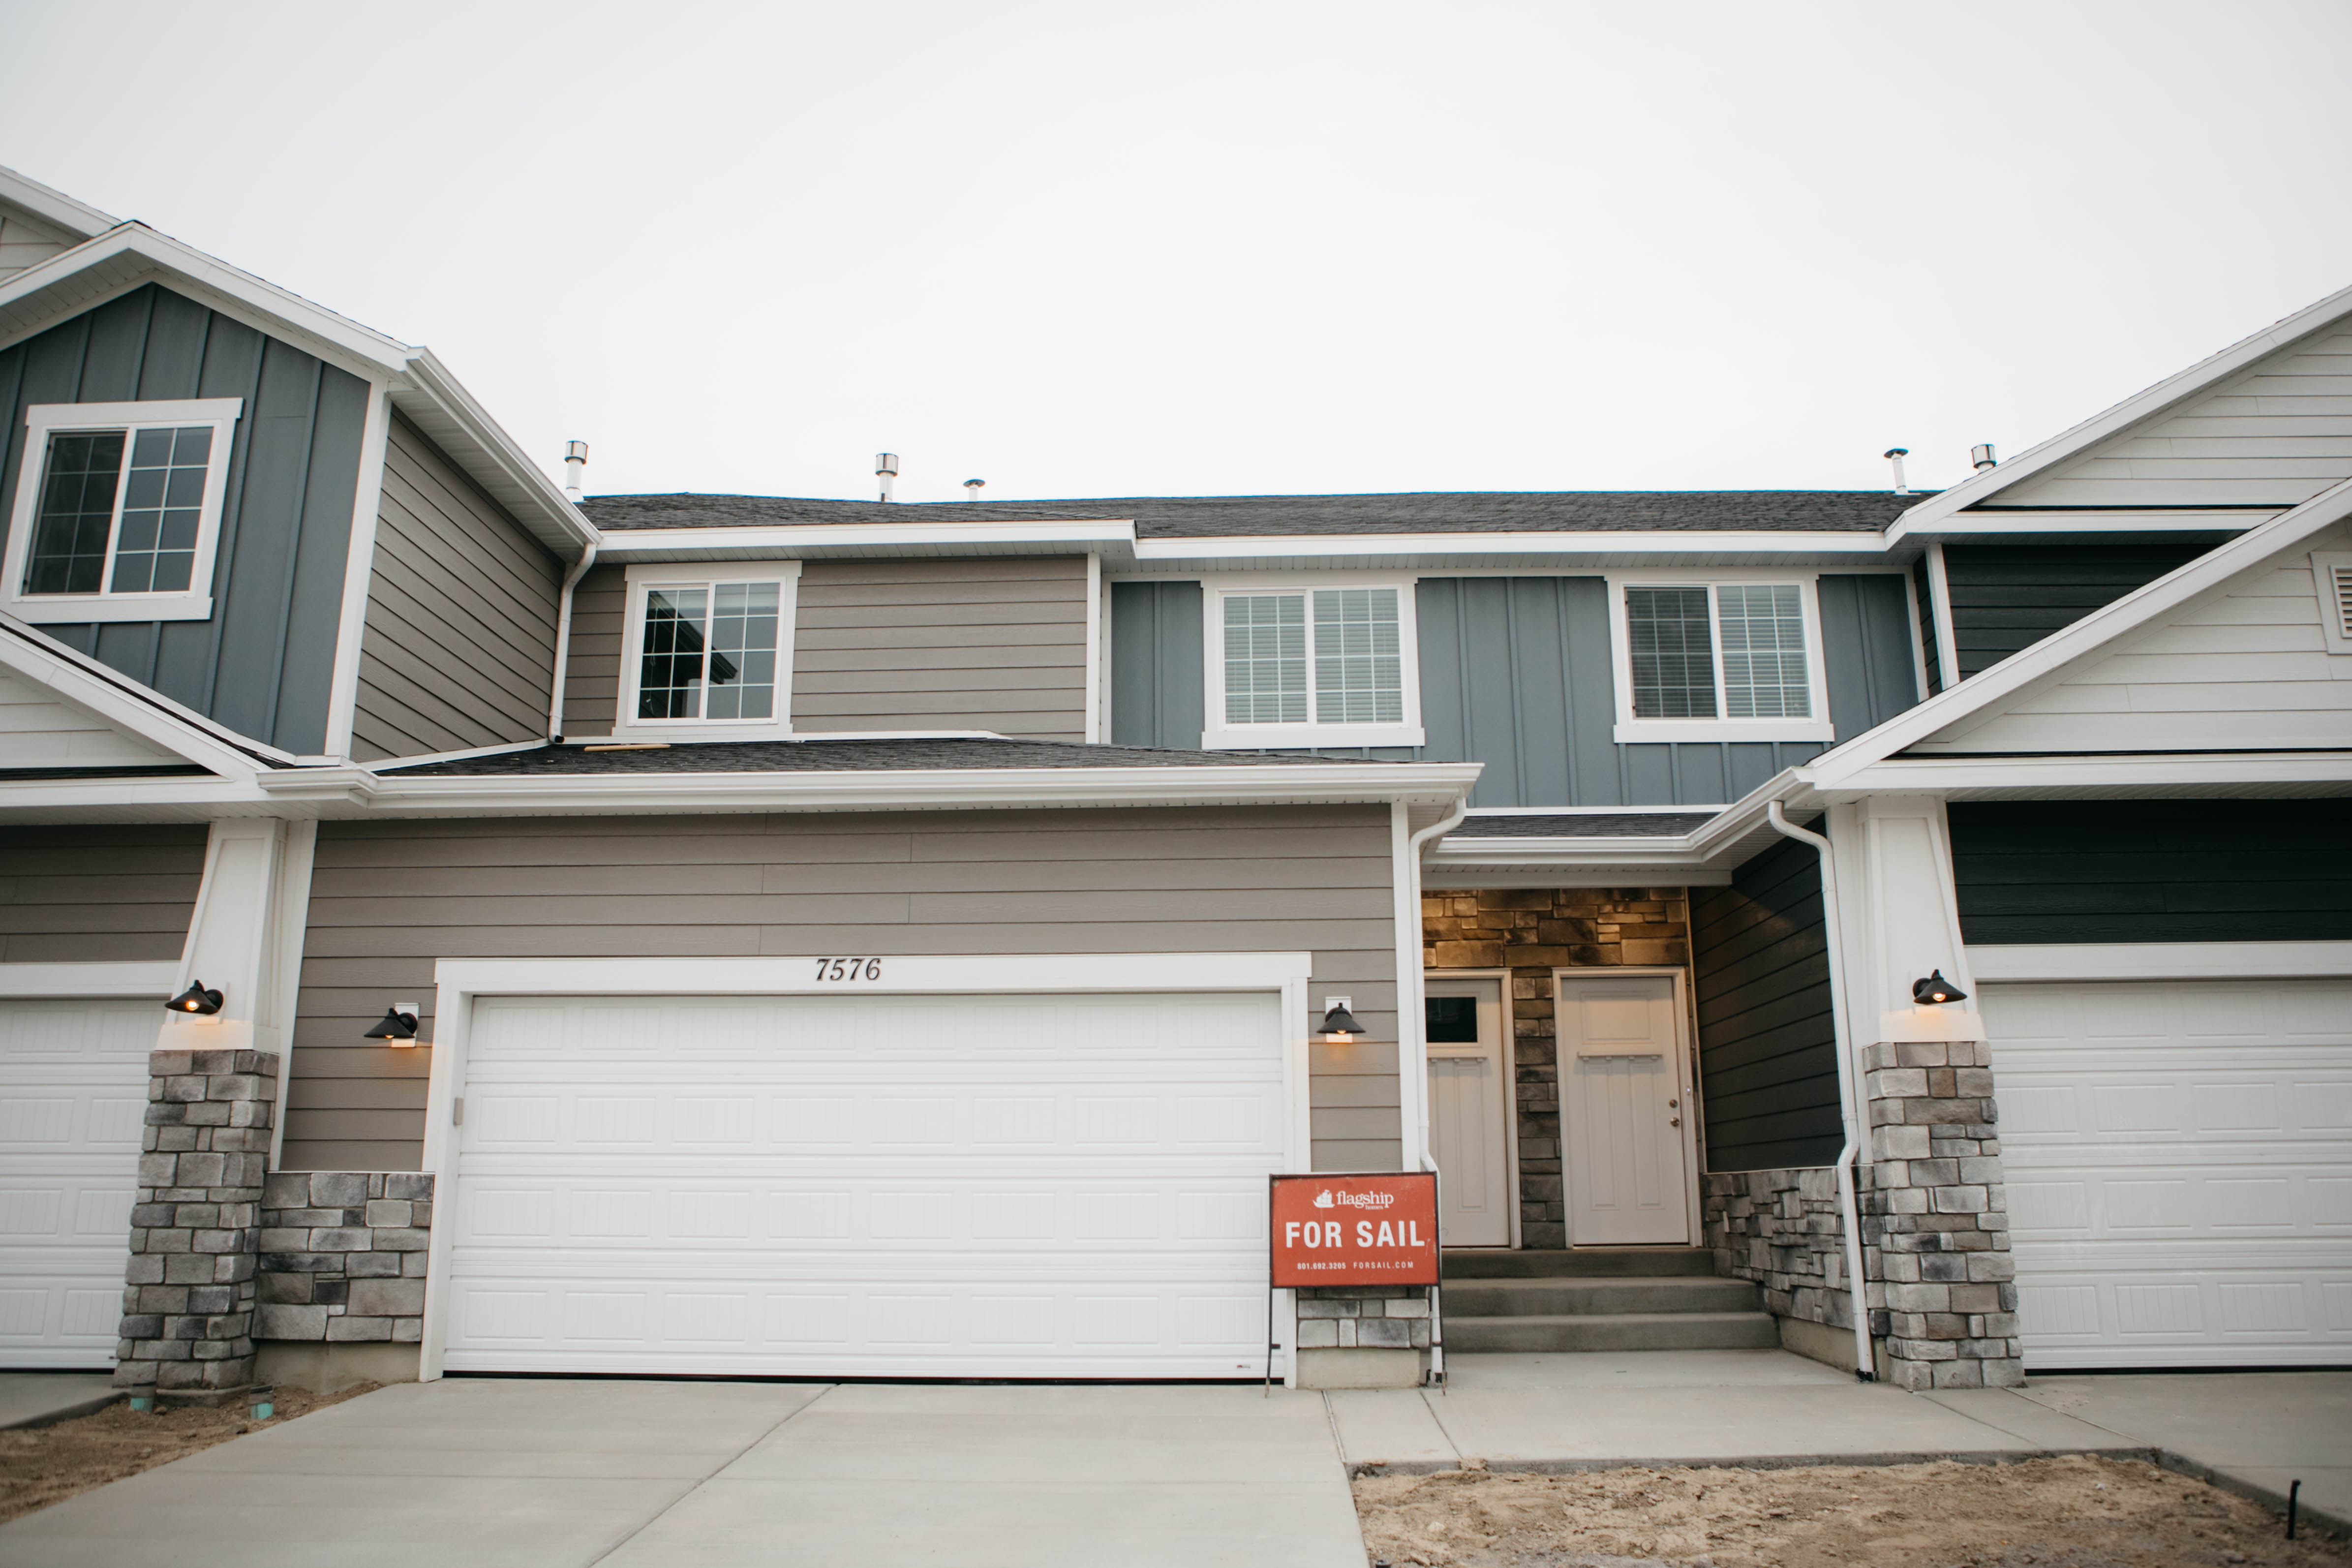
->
[582,491,1921,539]
[1445,811,1718,839]
[381,737,1410,777]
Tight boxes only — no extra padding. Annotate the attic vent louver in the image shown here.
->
[2334,562,2352,640]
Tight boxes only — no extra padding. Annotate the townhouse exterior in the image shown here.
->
[0,163,2345,1401]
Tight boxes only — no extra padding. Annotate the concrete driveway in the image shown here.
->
[0,1377,1367,1568]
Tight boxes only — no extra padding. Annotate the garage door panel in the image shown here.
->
[0,997,153,1368]
[1984,976,2352,1369]
[444,990,1288,1377]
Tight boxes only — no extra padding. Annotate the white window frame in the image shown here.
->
[1,399,244,624]
[616,560,802,740]
[2313,551,2352,656]
[1199,574,1426,750]
[1605,570,1833,744]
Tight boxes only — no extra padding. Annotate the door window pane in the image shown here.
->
[1426,996,1479,1044]
[703,581,780,720]
[25,432,125,595]
[1312,587,1403,724]
[1626,587,1717,719]
[638,587,708,718]
[1223,593,1308,724]
[1716,584,1810,717]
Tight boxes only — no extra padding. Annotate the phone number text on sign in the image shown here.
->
[1268,1172,1439,1287]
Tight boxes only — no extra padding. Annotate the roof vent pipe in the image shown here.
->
[1971,443,1998,471]
[963,478,985,501]
[875,452,898,503]
[1883,448,1911,496]
[563,440,588,504]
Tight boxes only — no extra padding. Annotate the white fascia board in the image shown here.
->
[0,959,180,998]
[1801,475,2352,788]
[1908,508,2280,537]
[0,225,414,376]
[1426,865,1736,889]
[393,352,598,559]
[0,616,273,779]
[256,760,1486,817]
[597,519,1139,560]
[1886,281,2352,542]
[0,165,118,239]
[1969,940,2352,983]
[1129,530,1897,564]
[0,778,274,818]
[1821,752,2352,800]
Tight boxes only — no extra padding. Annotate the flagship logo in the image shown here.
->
[1312,1190,1334,1208]
[1319,1189,1395,1210]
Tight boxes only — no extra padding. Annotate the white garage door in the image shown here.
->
[0,998,152,1368]
[443,990,1287,1378]
[1985,976,2352,1369]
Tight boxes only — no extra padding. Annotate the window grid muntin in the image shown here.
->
[24,431,125,596]
[703,581,781,721]
[637,586,709,719]
[1222,593,1308,724]
[1626,586,1718,719]
[1311,587,1403,724]
[109,426,213,594]
[1715,584,1811,718]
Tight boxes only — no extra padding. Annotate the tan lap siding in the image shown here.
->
[558,563,625,737]
[791,557,1089,740]
[287,805,1399,1173]
[0,824,207,963]
[350,415,562,762]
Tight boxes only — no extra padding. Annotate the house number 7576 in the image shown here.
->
[815,958,882,981]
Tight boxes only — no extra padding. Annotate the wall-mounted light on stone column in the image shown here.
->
[363,1003,421,1045]
[1911,971,1968,1005]
[163,980,223,1015]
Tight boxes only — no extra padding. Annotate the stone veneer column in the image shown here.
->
[114,1048,278,1400]
[1862,1038,2020,1387]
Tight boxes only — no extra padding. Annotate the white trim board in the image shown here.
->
[1969,940,2352,983]
[415,951,1318,1384]
[0,960,179,998]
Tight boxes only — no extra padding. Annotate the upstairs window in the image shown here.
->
[618,563,800,735]
[1202,578,1423,748]
[1,399,243,623]
[1613,578,1831,743]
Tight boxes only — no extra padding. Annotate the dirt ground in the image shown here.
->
[0,1382,379,1525]
[1353,1454,2347,1568]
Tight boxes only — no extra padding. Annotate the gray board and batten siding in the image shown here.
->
[284,805,1402,1173]
[1949,799,2352,947]
[1940,541,2213,682]
[561,556,1090,741]
[0,823,206,963]
[1112,575,1922,808]
[1689,832,1842,1172]
[0,283,367,754]
[348,415,562,762]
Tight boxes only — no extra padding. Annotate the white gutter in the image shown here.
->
[546,541,597,740]
[1765,799,1875,1383]
[1401,797,1469,1387]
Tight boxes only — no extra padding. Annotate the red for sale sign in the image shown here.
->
[1269,1172,1440,1287]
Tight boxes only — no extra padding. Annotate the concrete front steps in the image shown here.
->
[1441,1248,1778,1353]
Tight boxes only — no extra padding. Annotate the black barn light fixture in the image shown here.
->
[164,980,223,1015]
[1319,997,1366,1040]
[363,1003,421,1045]
[1912,971,1968,1005]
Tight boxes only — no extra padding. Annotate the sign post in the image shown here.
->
[1266,1171,1441,1390]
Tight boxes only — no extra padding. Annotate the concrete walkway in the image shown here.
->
[0,1372,118,1430]
[3,1354,2345,1561]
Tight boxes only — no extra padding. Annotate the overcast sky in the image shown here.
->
[2,1,2348,504]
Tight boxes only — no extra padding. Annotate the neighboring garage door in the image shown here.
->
[1984,977,2352,1369]
[443,990,1286,1378]
[0,998,152,1368]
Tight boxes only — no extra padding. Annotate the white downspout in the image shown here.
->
[546,542,597,742]
[1403,796,1469,1387]
[1766,799,1877,1383]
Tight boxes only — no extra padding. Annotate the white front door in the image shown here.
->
[1558,973,1692,1246]
[1984,976,2352,1370]
[442,989,1286,1379]
[0,998,153,1367]
[1425,976,1511,1248]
